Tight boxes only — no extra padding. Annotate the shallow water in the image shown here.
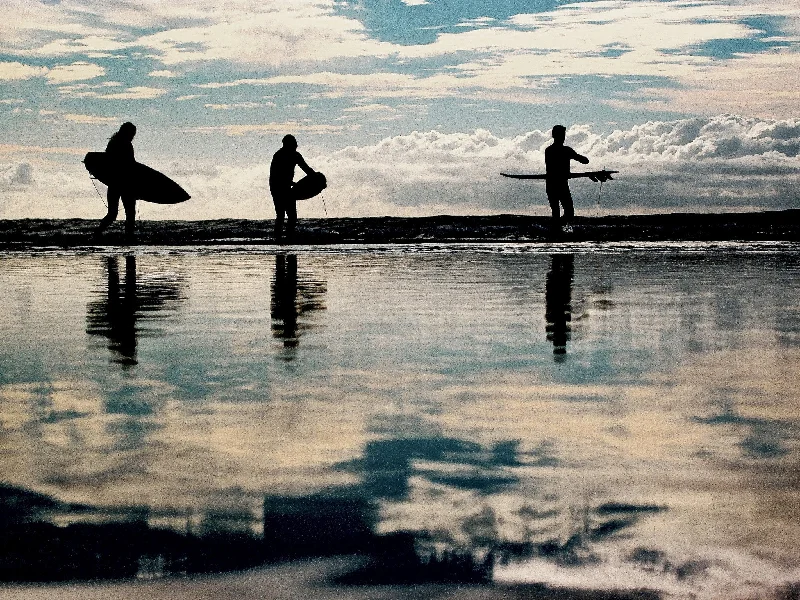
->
[1,244,799,599]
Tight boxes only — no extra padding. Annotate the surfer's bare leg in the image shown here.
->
[96,189,120,235]
[561,190,574,223]
[547,194,562,229]
[122,196,136,242]
[285,202,297,239]
[272,197,285,241]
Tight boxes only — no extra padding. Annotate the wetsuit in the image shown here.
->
[544,143,585,224]
[269,147,312,240]
[97,135,136,238]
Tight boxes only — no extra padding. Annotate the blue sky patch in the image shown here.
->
[333,0,581,45]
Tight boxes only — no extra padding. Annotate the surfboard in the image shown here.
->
[501,169,618,182]
[83,152,191,205]
[291,172,327,201]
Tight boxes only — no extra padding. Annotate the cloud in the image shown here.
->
[56,83,101,98]
[250,71,549,103]
[0,61,48,80]
[0,144,87,157]
[63,113,118,124]
[184,122,347,136]
[142,0,793,90]
[341,103,402,121]
[35,35,129,57]
[634,50,800,119]
[98,86,167,100]
[0,162,33,186]
[134,2,398,66]
[204,102,270,110]
[343,104,396,113]
[45,62,105,84]
[2,0,798,119]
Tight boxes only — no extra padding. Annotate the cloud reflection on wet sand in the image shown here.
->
[0,250,798,598]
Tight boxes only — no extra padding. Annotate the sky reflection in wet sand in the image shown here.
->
[0,247,798,599]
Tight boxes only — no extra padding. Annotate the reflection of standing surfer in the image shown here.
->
[545,253,574,360]
[270,254,327,357]
[86,255,186,368]
[545,125,589,234]
[270,135,316,243]
[94,122,138,241]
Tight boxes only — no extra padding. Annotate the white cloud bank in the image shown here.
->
[312,115,800,217]
[1,115,798,220]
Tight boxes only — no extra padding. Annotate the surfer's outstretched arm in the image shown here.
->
[573,150,589,165]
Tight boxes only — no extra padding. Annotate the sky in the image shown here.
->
[1,0,799,220]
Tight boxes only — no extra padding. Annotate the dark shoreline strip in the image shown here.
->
[1,210,799,248]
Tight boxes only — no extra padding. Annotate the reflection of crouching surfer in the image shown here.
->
[95,122,138,241]
[269,135,316,243]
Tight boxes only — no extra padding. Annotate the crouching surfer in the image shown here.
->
[94,122,138,242]
[270,134,316,243]
[545,124,589,234]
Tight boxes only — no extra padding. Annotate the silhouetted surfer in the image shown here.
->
[94,122,138,241]
[270,135,316,243]
[545,125,589,234]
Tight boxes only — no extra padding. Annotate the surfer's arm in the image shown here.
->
[570,148,589,165]
[296,153,315,175]
[106,140,135,164]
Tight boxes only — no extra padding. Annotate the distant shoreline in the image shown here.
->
[1,210,799,248]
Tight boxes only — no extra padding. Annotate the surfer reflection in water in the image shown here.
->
[95,122,138,242]
[270,134,316,243]
[545,125,589,234]
[545,254,574,360]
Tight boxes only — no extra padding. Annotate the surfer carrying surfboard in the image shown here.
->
[94,122,138,241]
[270,135,317,242]
[545,125,589,233]
[500,131,615,229]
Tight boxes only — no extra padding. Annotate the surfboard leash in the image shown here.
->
[596,180,604,217]
[321,194,328,218]
[89,175,108,209]
[595,166,607,217]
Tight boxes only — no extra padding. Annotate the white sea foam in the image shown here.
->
[496,544,800,600]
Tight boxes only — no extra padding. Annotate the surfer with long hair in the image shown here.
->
[94,122,138,241]
[270,134,316,242]
[545,125,589,234]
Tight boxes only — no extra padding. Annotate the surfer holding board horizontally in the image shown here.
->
[544,125,588,234]
[270,134,322,243]
[501,125,617,234]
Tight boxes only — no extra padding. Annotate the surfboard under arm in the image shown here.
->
[501,169,618,181]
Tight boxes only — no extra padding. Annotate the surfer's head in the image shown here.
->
[118,121,136,141]
[282,134,298,149]
[552,125,566,143]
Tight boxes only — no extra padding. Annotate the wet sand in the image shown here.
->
[0,558,662,600]
[1,210,799,248]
